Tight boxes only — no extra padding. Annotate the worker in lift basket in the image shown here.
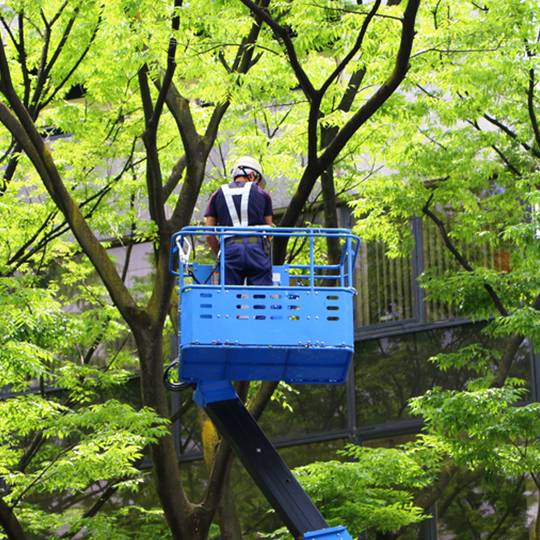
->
[204,156,273,285]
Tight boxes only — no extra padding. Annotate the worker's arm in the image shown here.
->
[264,215,273,243]
[205,216,219,255]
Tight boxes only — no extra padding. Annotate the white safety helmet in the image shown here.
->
[231,156,265,186]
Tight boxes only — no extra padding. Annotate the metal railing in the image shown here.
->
[170,226,360,290]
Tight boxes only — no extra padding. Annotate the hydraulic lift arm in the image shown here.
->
[194,381,353,540]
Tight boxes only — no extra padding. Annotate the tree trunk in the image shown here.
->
[375,531,399,540]
[534,487,540,540]
[320,124,341,266]
[0,497,27,540]
[216,468,243,540]
[135,321,239,540]
[320,165,341,266]
[135,327,202,539]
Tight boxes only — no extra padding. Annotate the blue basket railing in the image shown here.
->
[169,226,360,290]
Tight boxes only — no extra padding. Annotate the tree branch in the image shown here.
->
[272,0,420,263]
[493,294,540,386]
[4,138,138,276]
[319,0,381,98]
[81,482,118,519]
[491,144,522,176]
[148,0,182,132]
[484,476,524,540]
[163,155,186,201]
[422,194,509,317]
[162,82,199,159]
[6,209,58,270]
[411,44,503,59]
[17,13,30,107]
[166,1,268,231]
[138,0,182,235]
[0,12,31,108]
[47,1,69,28]
[146,0,268,326]
[0,9,100,192]
[33,8,79,113]
[0,15,20,56]
[466,119,523,176]
[337,67,366,114]
[527,66,540,151]
[138,67,169,236]
[238,0,317,100]
[320,0,420,168]
[17,433,44,473]
[0,40,140,326]
[304,3,403,22]
[482,113,540,159]
[10,443,77,508]
[29,13,52,117]
[40,12,102,111]
[248,381,279,420]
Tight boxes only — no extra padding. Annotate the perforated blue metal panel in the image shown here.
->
[179,285,354,383]
[181,286,352,346]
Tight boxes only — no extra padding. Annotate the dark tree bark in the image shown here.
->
[216,469,243,540]
[320,164,341,264]
[0,498,27,540]
[320,67,366,263]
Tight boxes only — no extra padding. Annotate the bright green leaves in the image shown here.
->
[0,0,538,537]
[351,0,540,268]
[293,444,438,535]
[64,505,170,540]
[340,444,439,489]
[0,275,133,393]
[352,175,425,256]
[0,395,68,439]
[429,344,496,374]
[0,277,65,389]
[56,363,131,404]
[345,2,540,528]
[0,274,164,536]
[421,266,540,321]
[411,384,540,477]
[0,395,168,535]
[487,307,540,342]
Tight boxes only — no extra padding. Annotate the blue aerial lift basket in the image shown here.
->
[170,227,360,385]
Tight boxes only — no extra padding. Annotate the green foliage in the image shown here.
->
[0,275,168,535]
[290,443,439,536]
[429,344,496,374]
[411,383,540,476]
[1,0,539,537]
[307,1,540,536]
[486,307,540,342]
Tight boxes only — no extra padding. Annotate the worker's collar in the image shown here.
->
[230,179,250,186]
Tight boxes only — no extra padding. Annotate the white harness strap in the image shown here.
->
[221,182,253,227]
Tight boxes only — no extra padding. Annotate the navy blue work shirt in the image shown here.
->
[204,181,273,225]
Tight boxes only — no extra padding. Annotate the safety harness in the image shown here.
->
[221,182,253,227]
